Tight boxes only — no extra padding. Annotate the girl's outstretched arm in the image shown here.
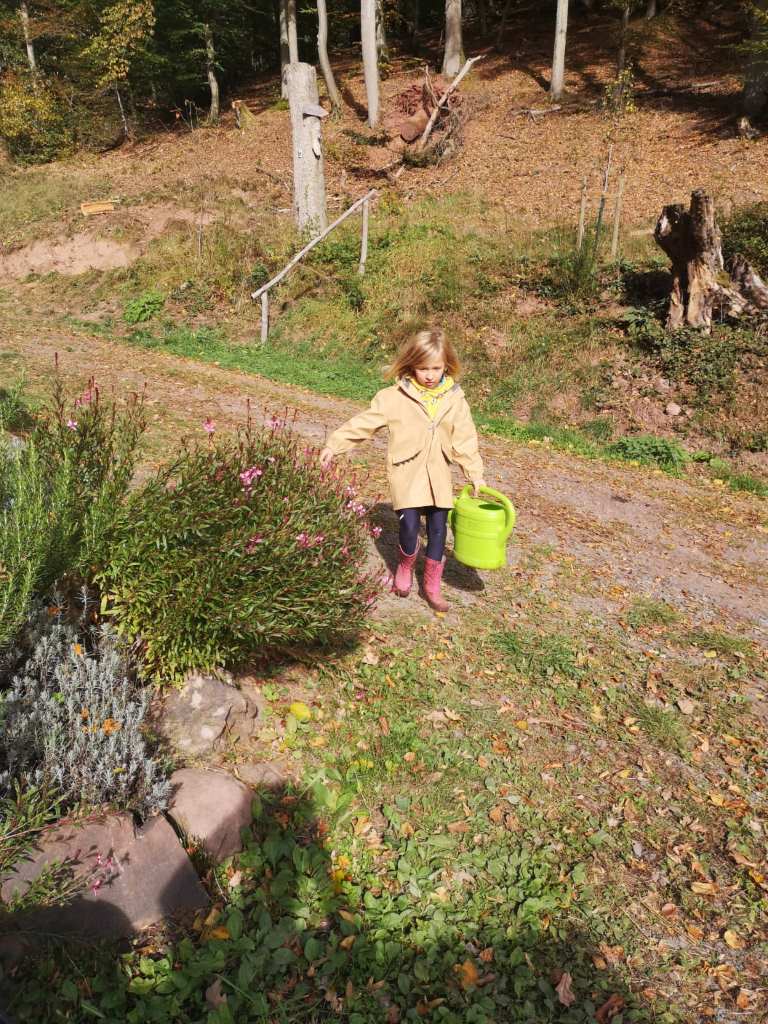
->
[320,392,388,467]
[451,396,485,492]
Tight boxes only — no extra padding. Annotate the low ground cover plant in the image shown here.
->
[0,609,169,817]
[98,416,380,681]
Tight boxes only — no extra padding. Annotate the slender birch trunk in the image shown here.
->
[317,0,342,109]
[442,0,464,76]
[550,0,569,101]
[361,0,380,128]
[19,1,36,73]
[204,23,220,122]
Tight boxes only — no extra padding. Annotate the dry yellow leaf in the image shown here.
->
[686,923,705,940]
[338,910,356,924]
[455,959,479,990]
[660,903,678,918]
[477,755,490,769]
[709,791,726,807]
[447,820,470,834]
[590,705,605,724]
[208,926,231,940]
[691,880,717,895]
[489,805,504,824]
[703,650,717,659]
[340,935,356,950]
[724,929,745,949]
[514,719,529,730]
[736,989,752,1010]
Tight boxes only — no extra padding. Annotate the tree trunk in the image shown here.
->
[442,0,464,77]
[617,2,630,76]
[743,0,768,120]
[411,0,420,47]
[496,0,513,49]
[361,0,380,128]
[278,0,290,97]
[204,23,220,123]
[286,0,299,61]
[550,0,569,100]
[285,62,327,233]
[376,0,389,60]
[19,1,36,73]
[477,0,488,35]
[317,0,342,109]
[654,189,768,331]
[645,0,658,19]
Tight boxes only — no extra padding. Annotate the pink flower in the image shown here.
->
[297,532,311,548]
[314,534,325,545]
[245,534,264,553]
[203,417,216,434]
[345,485,357,498]
[66,419,78,430]
[371,526,382,538]
[239,466,263,490]
[91,878,103,895]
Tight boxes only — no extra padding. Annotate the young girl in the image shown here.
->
[320,328,485,611]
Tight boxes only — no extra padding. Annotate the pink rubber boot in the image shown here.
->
[393,546,419,597]
[422,557,449,612]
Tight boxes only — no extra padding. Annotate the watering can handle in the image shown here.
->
[458,484,516,539]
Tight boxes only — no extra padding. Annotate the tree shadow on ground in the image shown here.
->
[369,501,485,595]
[5,785,651,1022]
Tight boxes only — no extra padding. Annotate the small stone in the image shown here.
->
[159,673,261,756]
[167,769,253,861]
[235,760,290,790]
[665,402,682,417]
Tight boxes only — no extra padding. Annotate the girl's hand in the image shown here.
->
[319,446,334,469]
[472,479,486,497]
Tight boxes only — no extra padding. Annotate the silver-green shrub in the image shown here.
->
[0,613,169,816]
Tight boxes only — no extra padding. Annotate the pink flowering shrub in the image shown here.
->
[97,417,380,681]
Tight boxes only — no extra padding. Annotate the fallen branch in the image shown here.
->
[416,55,482,152]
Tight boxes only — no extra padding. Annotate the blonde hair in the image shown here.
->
[388,328,461,381]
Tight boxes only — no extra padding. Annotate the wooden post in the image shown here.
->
[592,145,613,259]
[576,176,587,251]
[358,198,369,276]
[610,174,625,260]
[261,292,269,342]
[285,62,328,233]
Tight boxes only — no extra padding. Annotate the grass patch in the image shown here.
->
[0,168,111,246]
[608,434,689,473]
[627,597,680,629]
[492,627,582,682]
[684,628,752,657]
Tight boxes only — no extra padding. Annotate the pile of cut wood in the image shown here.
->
[385,73,462,144]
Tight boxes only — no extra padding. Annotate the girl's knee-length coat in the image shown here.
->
[324,378,484,510]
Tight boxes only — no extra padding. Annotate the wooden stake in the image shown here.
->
[576,176,588,251]
[610,173,625,260]
[252,189,377,300]
[261,292,269,342]
[593,144,613,258]
[358,198,369,276]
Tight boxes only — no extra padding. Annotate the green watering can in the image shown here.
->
[448,485,516,570]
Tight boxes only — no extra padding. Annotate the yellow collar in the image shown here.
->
[402,375,455,418]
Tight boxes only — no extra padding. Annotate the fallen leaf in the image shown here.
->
[723,929,745,949]
[686,923,705,941]
[730,849,757,868]
[660,902,678,918]
[477,755,489,769]
[736,989,753,1010]
[443,707,461,722]
[595,993,625,1022]
[691,880,717,895]
[207,925,231,941]
[590,705,605,724]
[227,870,242,889]
[703,649,718,659]
[479,947,494,963]
[709,791,726,807]
[592,954,608,970]
[340,935,356,950]
[362,648,379,666]
[205,978,227,1009]
[676,698,696,715]
[289,701,311,722]
[555,971,576,1007]
[455,959,479,990]
[447,820,470,834]
[338,909,356,924]
[403,751,417,762]
[489,805,505,824]
[433,886,450,902]
[513,719,528,730]
[378,716,390,736]
[598,944,624,964]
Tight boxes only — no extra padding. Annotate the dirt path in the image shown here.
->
[4,322,767,643]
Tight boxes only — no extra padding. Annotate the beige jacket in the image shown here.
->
[325,378,484,510]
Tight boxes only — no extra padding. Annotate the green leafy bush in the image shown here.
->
[608,434,689,473]
[123,290,165,324]
[0,73,73,163]
[722,202,768,276]
[97,418,380,681]
[0,611,169,816]
[0,378,145,650]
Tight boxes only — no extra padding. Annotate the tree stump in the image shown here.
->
[654,190,768,332]
[284,63,328,234]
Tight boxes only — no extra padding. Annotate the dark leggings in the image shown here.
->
[398,507,449,561]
